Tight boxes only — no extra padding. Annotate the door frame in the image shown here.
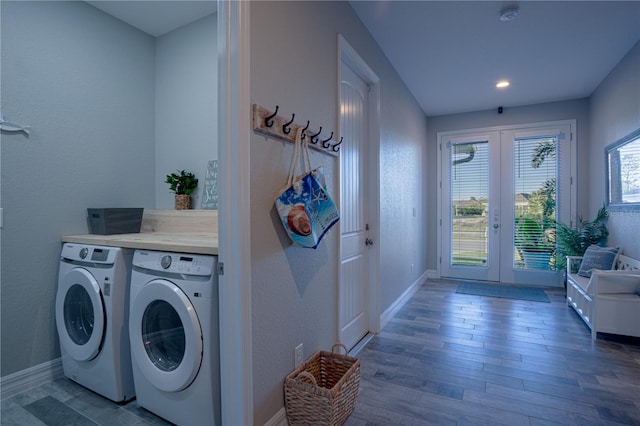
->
[217,1,253,424]
[337,34,382,338]
[437,120,577,284]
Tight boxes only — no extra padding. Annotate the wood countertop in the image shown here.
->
[61,232,218,255]
[62,210,218,255]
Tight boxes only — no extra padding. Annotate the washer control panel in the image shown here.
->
[61,243,116,265]
[133,250,215,276]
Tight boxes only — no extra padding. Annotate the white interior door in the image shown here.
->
[338,58,370,350]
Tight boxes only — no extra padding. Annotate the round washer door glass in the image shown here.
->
[142,300,186,372]
[64,284,95,345]
[130,279,203,392]
[55,268,105,362]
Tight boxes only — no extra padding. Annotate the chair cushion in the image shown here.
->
[578,245,620,278]
[568,273,590,292]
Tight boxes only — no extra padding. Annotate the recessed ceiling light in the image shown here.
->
[496,80,510,88]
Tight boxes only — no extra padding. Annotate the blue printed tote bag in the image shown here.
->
[275,128,340,248]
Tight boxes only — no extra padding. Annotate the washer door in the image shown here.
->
[55,268,105,362]
[130,279,203,392]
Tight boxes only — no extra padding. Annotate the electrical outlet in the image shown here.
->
[294,343,304,367]
[410,263,414,274]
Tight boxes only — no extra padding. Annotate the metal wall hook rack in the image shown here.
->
[252,104,341,156]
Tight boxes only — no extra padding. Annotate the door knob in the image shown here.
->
[493,224,500,228]
[365,238,374,246]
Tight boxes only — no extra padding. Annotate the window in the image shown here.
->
[607,128,640,210]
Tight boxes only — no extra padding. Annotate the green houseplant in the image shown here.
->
[555,205,608,271]
[165,169,198,210]
[515,216,556,270]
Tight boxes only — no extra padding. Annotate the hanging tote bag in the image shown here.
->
[275,128,340,249]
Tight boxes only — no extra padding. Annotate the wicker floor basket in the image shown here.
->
[284,343,360,426]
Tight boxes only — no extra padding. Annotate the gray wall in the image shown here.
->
[589,42,640,259]
[1,1,156,376]
[155,13,217,209]
[249,2,428,423]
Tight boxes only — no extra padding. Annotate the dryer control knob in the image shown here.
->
[79,248,88,259]
[161,255,172,269]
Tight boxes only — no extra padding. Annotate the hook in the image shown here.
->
[300,121,310,140]
[332,136,343,152]
[321,132,334,148]
[282,113,295,135]
[264,105,279,128]
[309,127,322,144]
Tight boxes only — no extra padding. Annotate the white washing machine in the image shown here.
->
[55,243,135,402]
[129,249,221,426]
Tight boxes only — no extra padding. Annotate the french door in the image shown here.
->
[440,122,574,286]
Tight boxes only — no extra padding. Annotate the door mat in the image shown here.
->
[455,282,550,303]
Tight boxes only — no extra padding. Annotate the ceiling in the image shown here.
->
[86,1,216,37]
[86,1,639,117]
[350,1,640,116]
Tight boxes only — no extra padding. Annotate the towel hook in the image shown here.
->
[282,113,295,135]
[264,105,279,128]
[332,136,343,152]
[321,132,334,149]
[300,121,310,140]
[309,127,322,144]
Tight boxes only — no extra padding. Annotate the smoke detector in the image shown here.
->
[499,6,519,21]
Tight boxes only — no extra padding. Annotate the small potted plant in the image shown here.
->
[165,169,198,210]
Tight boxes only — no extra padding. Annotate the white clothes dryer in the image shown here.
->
[129,249,221,426]
[55,243,135,402]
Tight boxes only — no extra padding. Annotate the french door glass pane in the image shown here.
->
[450,142,489,266]
[513,137,557,270]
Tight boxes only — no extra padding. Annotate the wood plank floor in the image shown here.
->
[345,279,640,426]
[2,279,638,425]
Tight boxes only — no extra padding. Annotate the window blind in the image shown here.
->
[450,142,489,266]
[513,136,557,270]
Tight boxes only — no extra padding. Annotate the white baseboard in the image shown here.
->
[427,269,440,280]
[380,271,427,329]
[0,358,63,400]
[264,407,287,426]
